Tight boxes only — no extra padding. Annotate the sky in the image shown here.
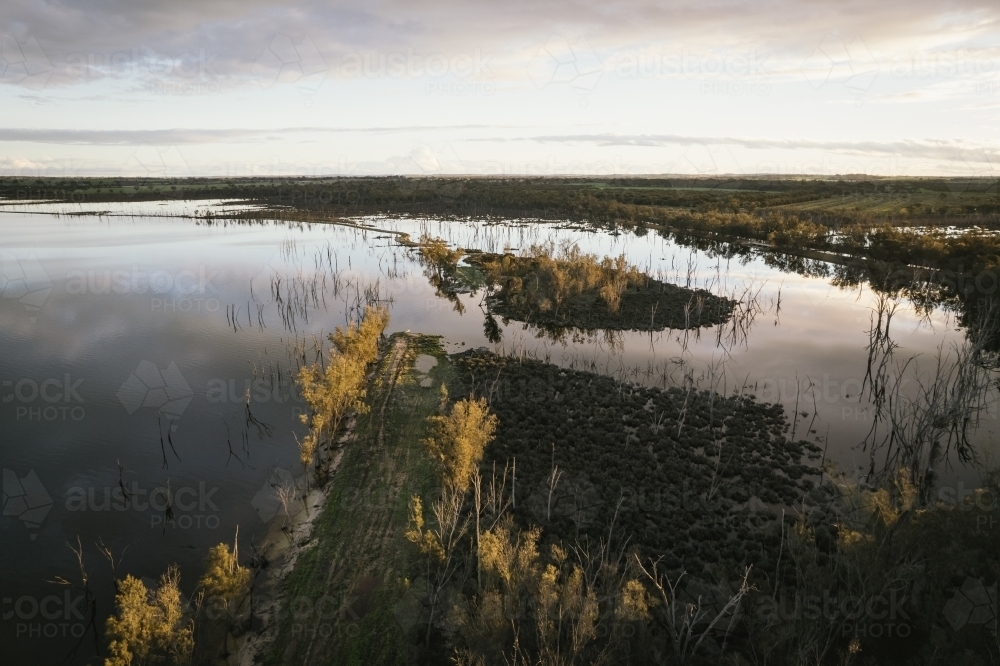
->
[1,0,999,178]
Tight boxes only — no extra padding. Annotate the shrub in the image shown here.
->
[297,305,390,467]
[104,566,193,666]
[199,542,250,614]
[424,397,499,493]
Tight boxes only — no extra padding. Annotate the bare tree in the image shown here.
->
[406,487,471,646]
[635,556,752,664]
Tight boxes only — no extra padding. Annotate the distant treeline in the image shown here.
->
[6,176,1000,298]
[3,176,998,222]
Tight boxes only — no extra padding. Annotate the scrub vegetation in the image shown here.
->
[470,242,734,333]
[415,234,735,337]
[7,174,1000,306]
[11,178,1000,664]
[388,349,1000,665]
[102,539,252,666]
[296,305,391,482]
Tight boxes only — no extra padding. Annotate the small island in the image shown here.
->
[417,236,736,336]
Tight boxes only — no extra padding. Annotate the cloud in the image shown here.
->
[3,128,997,173]
[2,0,999,177]
[0,125,506,145]
[481,132,1000,165]
[0,155,45,170]
[516,134,1000,158]
[1,0,998,88]
[5,126,996,166]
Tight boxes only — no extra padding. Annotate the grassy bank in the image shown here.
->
[257,333,452,665]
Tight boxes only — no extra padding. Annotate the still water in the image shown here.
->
[0,202,995,662]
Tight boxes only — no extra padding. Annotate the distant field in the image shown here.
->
[771,190,1000,218]
[0,176,1000,218]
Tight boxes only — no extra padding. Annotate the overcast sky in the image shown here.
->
[2,0,999,177]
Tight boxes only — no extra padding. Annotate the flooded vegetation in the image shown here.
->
[414,234,734,339]
[469,243,735,335]
[452,349,822,572]
[3,177,1000,665]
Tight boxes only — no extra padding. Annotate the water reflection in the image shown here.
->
[1,202,999,663]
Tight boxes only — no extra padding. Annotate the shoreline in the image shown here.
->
[237,333,448,665]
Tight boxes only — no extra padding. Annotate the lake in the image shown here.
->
[1,200,995,662]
